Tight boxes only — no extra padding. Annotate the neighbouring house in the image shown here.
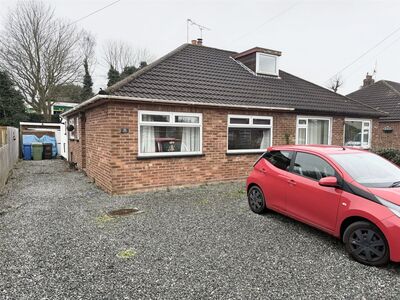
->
[347,75,400,149]
[51,101,79,116]
[61,41,384,194]
[25,101,78,116]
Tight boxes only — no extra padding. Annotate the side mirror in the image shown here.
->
[319,176,338,187]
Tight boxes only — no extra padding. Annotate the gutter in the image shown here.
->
[60,94,295,117]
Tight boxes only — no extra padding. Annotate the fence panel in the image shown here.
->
[0,126,19,190]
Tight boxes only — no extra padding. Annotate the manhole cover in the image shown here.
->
[107,208,140,217]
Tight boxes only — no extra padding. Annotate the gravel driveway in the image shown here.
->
[0,160,399,299]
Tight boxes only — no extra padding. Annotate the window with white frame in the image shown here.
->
[344,119,371,148]
[227,115,273,153]
[138,111,202,157]
[256,53,278,76]
[296,117,331,145]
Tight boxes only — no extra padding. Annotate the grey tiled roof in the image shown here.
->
[107,44,383,117]
[347,80,400,121]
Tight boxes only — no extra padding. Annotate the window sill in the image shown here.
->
[344,145,371,150]
[137,153,205,160]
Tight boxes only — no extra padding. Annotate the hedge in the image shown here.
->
[373,148,400,166]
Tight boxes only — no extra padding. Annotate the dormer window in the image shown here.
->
[233,47,281,77]
[256,53,277,76]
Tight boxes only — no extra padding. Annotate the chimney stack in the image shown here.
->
[362,73,375,88]
[191,39,203,46]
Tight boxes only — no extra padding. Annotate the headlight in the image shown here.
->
[376,196,400,218]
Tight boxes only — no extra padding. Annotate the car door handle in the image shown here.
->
[287,179,296,186]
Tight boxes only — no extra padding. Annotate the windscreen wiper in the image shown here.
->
[390,181,400,188]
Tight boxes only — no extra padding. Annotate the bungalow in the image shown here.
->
[347,75,400,149]
[62,41,384,194]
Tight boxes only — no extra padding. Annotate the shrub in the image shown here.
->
[373,148,400,166]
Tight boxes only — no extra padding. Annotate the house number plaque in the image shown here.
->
[120,128,129,134]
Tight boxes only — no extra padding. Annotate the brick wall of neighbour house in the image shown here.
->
[84,104,113,192]
[372,121,400,150]
[69,115,86,169]
[68,104,113,193]
[68,129,82,169]
[67,100,380,194]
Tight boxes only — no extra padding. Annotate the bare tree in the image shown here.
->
[0,1,85,120]
[80,30,96,74]
[327,74,344,93]
[103,40,154,72]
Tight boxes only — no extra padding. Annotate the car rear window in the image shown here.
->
[264,151,292,171]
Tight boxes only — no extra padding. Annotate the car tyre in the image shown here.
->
[343,221,389,266]
[248,185,267,214]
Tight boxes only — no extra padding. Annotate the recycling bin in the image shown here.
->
[31,143,43,160]
[43,143,53,159]
[23,144,32,160]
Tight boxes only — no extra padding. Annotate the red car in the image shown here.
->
[246,145,400,266]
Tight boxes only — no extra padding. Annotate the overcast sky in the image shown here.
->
[1,0,400,95]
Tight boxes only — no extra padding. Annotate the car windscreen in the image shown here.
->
[330,152,400,188]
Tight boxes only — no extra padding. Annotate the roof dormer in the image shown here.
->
[232,47,281,76]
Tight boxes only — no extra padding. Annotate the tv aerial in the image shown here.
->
[186,19,211,43]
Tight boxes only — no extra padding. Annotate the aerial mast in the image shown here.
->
[186,19,211,43]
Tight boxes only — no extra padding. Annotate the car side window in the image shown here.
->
[293,152,335,180]
[264,151,293,171]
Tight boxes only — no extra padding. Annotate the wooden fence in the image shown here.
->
[0,126,19,190]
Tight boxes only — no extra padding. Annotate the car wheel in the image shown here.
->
[248,185,267,214]
[343,221,389,266]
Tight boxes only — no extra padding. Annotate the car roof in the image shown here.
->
[268,145,368,155]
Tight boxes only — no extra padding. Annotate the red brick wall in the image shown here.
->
[68,100,380,194]
[106,102,305,194]
[84,104,113,193]
[68,104,113,193]
[372,121,400,150]
[332,117,345,145]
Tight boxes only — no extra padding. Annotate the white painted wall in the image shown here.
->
[59,121,68,159]
[0,127,19,190]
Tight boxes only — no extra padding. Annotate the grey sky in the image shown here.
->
[1,0,400,95]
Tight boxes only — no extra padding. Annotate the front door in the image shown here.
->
[286,152,342,231]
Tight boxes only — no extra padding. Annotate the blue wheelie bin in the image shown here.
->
[23,144,32,160]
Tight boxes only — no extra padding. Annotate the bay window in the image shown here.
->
[227,115,273,153]
[296,116,331,145]
[344,119,371,148]
[138,111,202,157]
